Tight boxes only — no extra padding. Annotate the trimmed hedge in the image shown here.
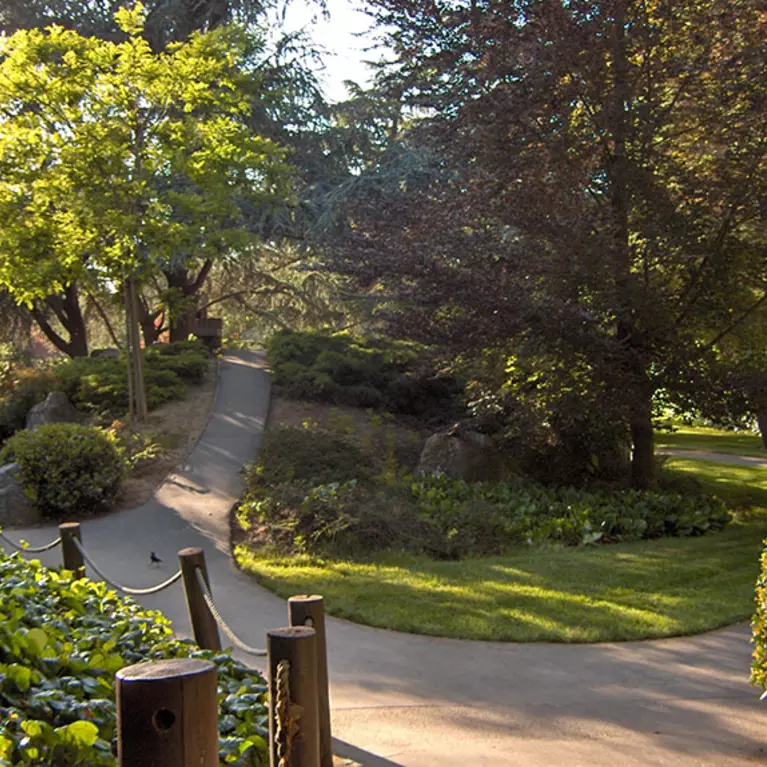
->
[0,552,267,766]
[267,330,462,422]
[751,540,767,697]
[0,423,125,517]
[238,425,731,560]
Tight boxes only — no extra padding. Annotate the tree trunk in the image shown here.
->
[630,391,655,489]
[164,260,213,343]
[30,282,89,357]
[757,410,767,449]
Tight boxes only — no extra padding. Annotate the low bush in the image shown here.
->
[0,423,126,517]
[751,540,767,697]
[238,426,731,560]
[0,552,268,766]
[144,340,209,384]
[267,330,462,423]
[0,367,58,444]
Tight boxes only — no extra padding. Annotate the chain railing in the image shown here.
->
[72,537,183,596]
[0,528,62,553]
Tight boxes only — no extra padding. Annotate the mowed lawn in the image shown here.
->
[236,432,767,643]
[656,422,765,458]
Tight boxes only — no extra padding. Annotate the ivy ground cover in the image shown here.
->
[0,552,268,766]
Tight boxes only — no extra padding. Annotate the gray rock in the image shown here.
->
[90,347,120,359]
[418,429,509,482]
[26,391,81,430]
[0,463,41,527]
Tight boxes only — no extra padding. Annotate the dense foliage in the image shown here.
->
[0,552,268,765]
[268,330,462,423]
[0,341,208,443]
[0,424,125,517]
[752,540,767,697]
[237,425,730,560]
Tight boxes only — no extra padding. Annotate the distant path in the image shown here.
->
[659,448,767,468]
[3,351,765,766]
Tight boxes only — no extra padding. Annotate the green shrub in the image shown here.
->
[0,367,59,444]
[751,540,767,698]
[246,426,374,487]
[239,426,731,560]
[144,341,209,384]
[267,330,462,422]
[0,552,268,766]
[0,423,126,517]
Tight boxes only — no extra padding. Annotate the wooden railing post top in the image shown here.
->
[178,546,203,558]
[117,658,215,683]
[288,595,323,605]
[267,626,316,641]
[59,522,81,532]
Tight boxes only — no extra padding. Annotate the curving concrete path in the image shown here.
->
[4,350,766,766]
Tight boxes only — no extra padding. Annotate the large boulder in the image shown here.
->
[417,429,508,482]
[0,462,40,527]
[26,391,81,430]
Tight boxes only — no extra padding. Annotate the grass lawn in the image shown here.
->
[235,407,767,643]
[236,507,767,642]
[656,422,765,457]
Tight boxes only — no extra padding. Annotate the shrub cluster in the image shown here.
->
[0,341,209,441]
[0,423,126,517]
[238,426,731,560]
[267,330,462,423]
[751,540,767,697]
[0,552,268,766]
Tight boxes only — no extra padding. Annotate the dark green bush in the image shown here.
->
[0,423,126,516]
[0,367,58,443]
[0,552,268,766]
[246,426,373,487]
[144,340,209,384]
[238,426,731,560]
[267,330,462,422]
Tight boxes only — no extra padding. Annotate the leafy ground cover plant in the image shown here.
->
[236,425,730,560]
[0,552,268,766]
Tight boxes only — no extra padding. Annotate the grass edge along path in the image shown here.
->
[656,423,766,458]
[235,505,767,643]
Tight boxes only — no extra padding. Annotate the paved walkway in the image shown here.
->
[4,351,766,766]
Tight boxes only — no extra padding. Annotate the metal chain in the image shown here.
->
[275,659,302,767]
[194,567,267,656]
[73,538,182,595]
[0,529,62,553]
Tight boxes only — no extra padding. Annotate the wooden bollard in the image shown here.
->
[60,522,84,578]
[289,596,331,767]
[267,626,320,767]
[116,658,218,767]
[178,547,221,651]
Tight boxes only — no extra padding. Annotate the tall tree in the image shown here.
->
[339,0,767,487]
[0,4,294,415]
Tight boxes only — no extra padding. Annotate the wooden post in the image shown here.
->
[116,658,218,767]
[267,626,320,767]
[178,547,221,651]
[289,595,331,767]
[60,522,84,578]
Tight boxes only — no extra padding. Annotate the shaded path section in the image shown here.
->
[4,350,766,766]
[659,449,767,468]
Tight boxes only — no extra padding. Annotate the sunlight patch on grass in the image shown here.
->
[656,422,765,457]
[235,507,767,643]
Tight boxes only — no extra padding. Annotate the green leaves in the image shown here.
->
[0,552,269,766]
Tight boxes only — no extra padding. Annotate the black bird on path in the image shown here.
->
[150,551,162,566]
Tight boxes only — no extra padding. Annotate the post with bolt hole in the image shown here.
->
[116,658,218,767]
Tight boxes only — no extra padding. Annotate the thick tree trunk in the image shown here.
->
[30,282,89,357]
[630,390,655,489]
[757,410,767,449]
[164,260,213,343]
